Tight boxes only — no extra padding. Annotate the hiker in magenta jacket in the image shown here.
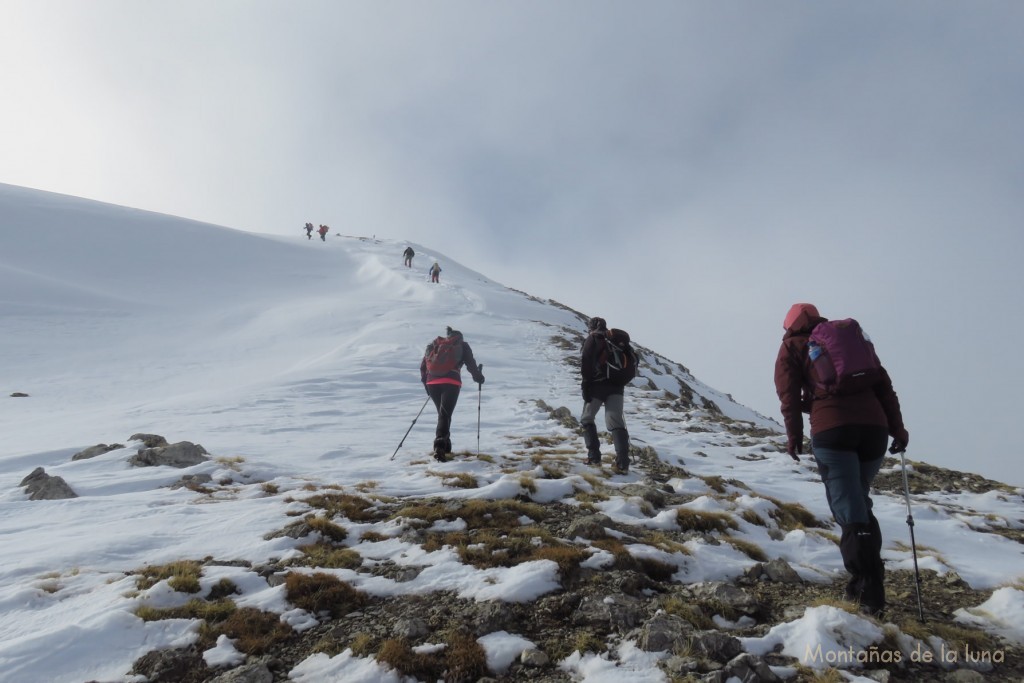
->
[774,302,909,617]
[420,327,484,462]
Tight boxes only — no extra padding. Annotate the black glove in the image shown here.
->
[787,436,802,461]
[888,428,909,454]
[889,429,908,453]
[476,374,485,385]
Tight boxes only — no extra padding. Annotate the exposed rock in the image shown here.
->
[945,669,986,682]
[690,582,760,616]
[566,514,611,540]
[10,392,29,397]
[762,558,802,584]
[206,661,273,683]
[572,593,644,630]
[521,649,549,667]
[129,433,170,448]
[689,630,743,663]
[129,441,209,468]
[722,653,782,682]
[619,483,668,509]
[393,616,430,640]
[71,443,124,461]
[130,646,206,682]
[468,602,516,636]
[20,467,77,500]
[171,473,214,490]
[636,612,693,653]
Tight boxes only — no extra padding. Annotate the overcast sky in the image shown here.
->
[2,1,1022,485]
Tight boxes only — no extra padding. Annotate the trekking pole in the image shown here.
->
[476,364,483,456]
[893,444,926,622]
[390,397,431,461]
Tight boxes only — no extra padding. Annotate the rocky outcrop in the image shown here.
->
[128,441,209,468]
[71,443,124,461]
[20,467,77,500]
[129,433,170,448]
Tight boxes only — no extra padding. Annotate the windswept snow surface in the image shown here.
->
[1,183,1022,682]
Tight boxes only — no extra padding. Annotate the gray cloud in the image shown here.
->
[1,1,1021,483]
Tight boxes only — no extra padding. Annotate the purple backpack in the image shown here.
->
[807,319,882,397]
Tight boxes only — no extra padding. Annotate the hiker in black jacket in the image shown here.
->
[580,317,632,473]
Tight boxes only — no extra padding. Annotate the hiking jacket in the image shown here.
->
[420,340,483,387]
[774,317,906,444]
[580,331,624,397]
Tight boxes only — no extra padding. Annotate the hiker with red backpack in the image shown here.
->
[774,303,909,618]
[420,327,485,461]
[317,224,329,241]
[580,317,637,473]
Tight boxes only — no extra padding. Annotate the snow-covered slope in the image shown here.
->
[1,184,1021,682]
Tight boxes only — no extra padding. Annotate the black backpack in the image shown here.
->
[596,328,637,385]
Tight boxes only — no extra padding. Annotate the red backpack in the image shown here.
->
[425,333,464,375]
[807,319,883,397]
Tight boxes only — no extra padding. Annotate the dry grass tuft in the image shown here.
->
[305,515,348,542]
[209,606,293,654]
[284,572,366,618]
[376,638,445,680]
[662,597,716,630]
[445,631,489,683]
[135,560,203,593]
[723,535,768,562]
[303,492,382,522]
[636,556,677,581]
[764,496,826,530]
[739,509,766,527]
[135,598,236,623]
[899,619,994,652]
[290,541,363,569]
[675,508,737,533]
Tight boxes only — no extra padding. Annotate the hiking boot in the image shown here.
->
[433,450,448,462]
[611,428,630,474]
[582,423,601,464]
[844,575,862,602]
[859,603,885,619]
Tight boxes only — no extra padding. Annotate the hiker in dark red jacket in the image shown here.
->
[580,317,631,473]
[317,224,329,241]
[774,302,909,617]
[420,327,484,461]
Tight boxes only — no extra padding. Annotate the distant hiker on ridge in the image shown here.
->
[429,261,442,283]
[774,302,909,618]
[304,222,314,240]
[403,246,415,268]
[420,327,484,461]
[580,317,637,474]
[317,224,329,242]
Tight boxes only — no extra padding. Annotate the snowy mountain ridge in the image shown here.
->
[1,183,1022,682]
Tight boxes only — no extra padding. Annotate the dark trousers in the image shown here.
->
[812,424,889,611]
[426,383,461,451]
